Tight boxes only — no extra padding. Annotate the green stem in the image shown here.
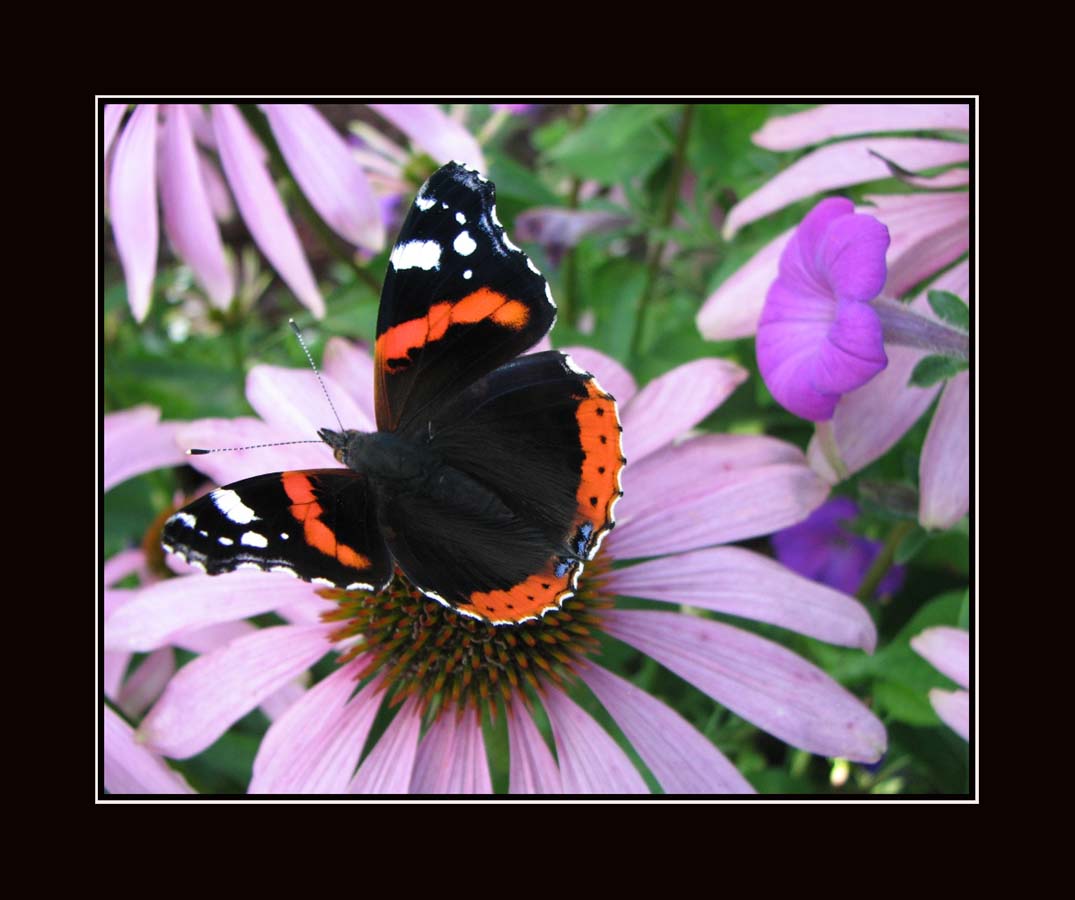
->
[855,519,915,602]
[629,103,695,364]
[559,104,589,328]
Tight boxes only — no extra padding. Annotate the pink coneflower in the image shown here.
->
[110,342,886,794]
[697,103,971,529]
[911,626,970,740]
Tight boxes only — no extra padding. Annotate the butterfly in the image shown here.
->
[162,161,625,625]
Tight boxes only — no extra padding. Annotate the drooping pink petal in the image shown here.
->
[105,571,324,653]
[117,647,176,719]
[349,696,423,794]
[621,359,747,463]
[561,346,638,407]
[603,610,886,763]
[103,104,126,159]
[109,104,159,322]
[410,711,493,794]
[870,192,970,298]
[185,104,217,149]
[104,706,194,795]
[259,679,309,722]
[911,626,970,689]
[724,138,970,239]
[159,105,234,308]
[807,262,969,481]
[245,364,375,438]
[140,623,333,759]
[323,338,378,424]
[250,661,381,793]
[104,651,131,701]
[581,664,753,794]
[753,104,970,151]
[604,546,876,651]
[263,104,384,253]
[607,435,828,560]
[542,687,648,793]
[104,404,185,492]
[198,150,235,222]
[507,702,563,794]
[171,619,255,653]
[369,104,486,171]
[212,104,324,318]
[919,371,970,529]
[104,547,146,588]
[929,688,970,740]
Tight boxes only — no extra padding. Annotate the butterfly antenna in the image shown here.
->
[289,318,345,432]
[187,440,324,456]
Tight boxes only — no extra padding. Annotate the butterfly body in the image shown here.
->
[163,162,625,625]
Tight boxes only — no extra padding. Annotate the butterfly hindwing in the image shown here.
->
[374,162,556,435]
[161,470,392,591]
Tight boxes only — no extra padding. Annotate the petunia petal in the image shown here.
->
[109,104,159,321]
[581,664,754,794]
[507,702,563,794]
[140,623,333,758]
[807,262,969,481]
[104,706,194,795]
[817,211,890,303]
[212,104,324,318]
[349,696,423,794]
[542,688,649,793]
[911,626,970,689]
[621,358,748,463]
[607,435,828,560]
[250,660,381,793]
[724,138,970,239]
[604,546,876,651]
[117,648,176,719]
[105,571,325,652]
[263,104,384,252]
[753,104,971,151]
[929,688,970,740]
[561,346,638,407]
[245,364,375,438]
[322,338,378,424]
[104,405,185,492]
[919,371,970,529]
[603,610,886,763]
[410,712,493,794]
[369,104,485,170]
[159,105,234,307]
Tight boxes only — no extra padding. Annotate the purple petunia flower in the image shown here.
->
[697,104,971,529]
[771,497,904,598]
[911,626,970,740]
[107,343,887,794]
[756,198,890,421]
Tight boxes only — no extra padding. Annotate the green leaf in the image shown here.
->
[927,290,970,332]
[548,105,676,182]
[957,589,970,630]
[895,524,930,564]
[875,680,940,726]
[909,354,968,388]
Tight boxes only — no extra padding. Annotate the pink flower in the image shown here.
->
[911,626,970,740]
[696,103,970,529]
[115,342,886,794]
[104,104,386,322]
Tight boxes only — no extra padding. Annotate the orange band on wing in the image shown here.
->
[467,563,577,624]
[375,289,531,372]
[281,472,371,570]
[574,380,623,527]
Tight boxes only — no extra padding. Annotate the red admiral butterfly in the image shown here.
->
[162,162,625,624]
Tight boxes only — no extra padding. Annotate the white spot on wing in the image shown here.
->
[237,562,261,571]
[526,258,541,275]
[280,532,289,540]
[453,231,477,256]
[218,537,234,546]
[502,233,521,253]
[455,211,466,225]
[212,489,258,524]
[270,566,298,578]
[390,240,442,271]
[441,201,449,209]
[312,577,335,587]
[173,512,196,528]
[463,270,473,280]
[562,353,590,377]
[241,531,269,548]
[416,193,435,211]
[346,582,374,591]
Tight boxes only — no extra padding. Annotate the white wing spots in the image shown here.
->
[561,353,590,377]
[312,577,335,587]
[502,232,522,253]
[545,282,557,308]
[211,489,259,524]
[441,201,449,209]
[218,536,234,546]
[270,566,299,578]
[280,532,289,540]
[172,512,196,529]
[198,530,208,537]
[455,211,467,225]
[346,581,374,591]
[415,193,436,211]
[390,240,442,271]
[188,559,207,573]
[237,562,262,571]
[526,257,541,275]
[490,206,503,228]
[453,230,477,256]
[463,269,473,280]
[241,531,269,548]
